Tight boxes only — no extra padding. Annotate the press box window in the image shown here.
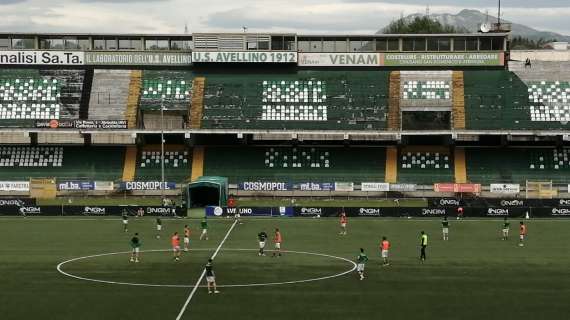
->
[11,38,35,49]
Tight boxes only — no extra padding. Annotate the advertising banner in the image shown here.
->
[0,181,30,192]
[0,51,84,65]
[380,52,503,66]
[434,183,481,193]
[334,182,354,192]
[94,181,114,191]
[119,181,176,191]
[0,198,35,207]
[238,182,290,191]
[206,206,292,217]
[85,51,192,66]
[389,183,417,192]
[296,182,335,191]
[298,53,380,67]
[36,119,128,129]
[361,182,390,192]
[0,205,182,216]
[192,51,297,63]
[57,181,95,191]
[490,184,521,194]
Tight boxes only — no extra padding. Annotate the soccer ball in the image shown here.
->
[316,214,321,218]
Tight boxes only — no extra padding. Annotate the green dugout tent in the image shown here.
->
[186,176,228,208]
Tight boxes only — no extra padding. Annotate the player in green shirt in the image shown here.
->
[502,217,510,240]
[356,248,369,280]
[420,231,428,262]
[258,231,268,256]
[130,233,141,263]
[442,216,450,241]
[199,218,209,240]
[155,218,162,239]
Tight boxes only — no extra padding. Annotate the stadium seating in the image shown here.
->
[527,81,570,122]
[135,149,191,182]
[0,146,124,181]
[0,69,84,123]
[466,148,570,184]
[140,71,193,111]
[397,148,453,184]
[201,71,389,130]
[203,146,385,183]
[402,80,451,100]
[88,70,131,120]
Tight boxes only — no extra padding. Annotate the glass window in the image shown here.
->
[105,39,117,50]
[171,40,193,50]
[145,39,169,50]
[119,39,142,50]
[40,38,64,49]
[0,38,10,49]
[93,39,105,50]
[297,38,311,52]
[466,38,478,51]
[492,38,503,50]
[403,38,414,51]
[350,39,362,52]
[387,38,399,51]
[360,38,374,51]
[323,39,335,52]
[479,38,492,50]
[11,38,35,49]
[335,40,347,52]
[271,36,284,50]
[413,38,426,51]
[376,39,387,52]
[454,38,466,51]
[284,37,296,51]
[309,39,322,52]
[438,38,451,51]
[427,38,438,51]
[258,39,270,50]
[78,39,90,50]
[64,39,78,50]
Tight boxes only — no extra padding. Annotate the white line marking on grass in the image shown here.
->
[175,219,237,320]
[56,248,357,288]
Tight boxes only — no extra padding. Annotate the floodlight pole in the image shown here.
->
[161,96,165,204]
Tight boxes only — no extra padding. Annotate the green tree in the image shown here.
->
[383,16,467,34]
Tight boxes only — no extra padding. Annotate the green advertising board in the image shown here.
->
[85,51,192,66]
[381,52,504,66]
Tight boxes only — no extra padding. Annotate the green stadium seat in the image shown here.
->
[397,149,453,184]
[402,80,450,100]
[140,71,193,111]
[135,149,191,182]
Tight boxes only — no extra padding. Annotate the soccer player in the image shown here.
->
[519,221,527,247]
[200,218,209,240]
[272,228,282,257]
[456,206,464,220]
[258,231,268,256]
[356,248,368,280]
[122,212,128,233]
[171,232,181,261]
[155,218,162,239]
[205,259,220,294]
[502,217,510,240]
[184,225,191,252]
[228,195,241,225]
[380,237,390,266]
[339,212,348,236]
[420,231,428,262]
[442,216,450,241]
[130,233,141,263]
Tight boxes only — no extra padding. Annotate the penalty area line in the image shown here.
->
[175,219,238,320]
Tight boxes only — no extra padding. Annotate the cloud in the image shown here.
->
[342,0,570,8]
[0,0,27,4]
[78,0,170,2]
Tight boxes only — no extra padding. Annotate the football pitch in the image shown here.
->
[2,216,570,320]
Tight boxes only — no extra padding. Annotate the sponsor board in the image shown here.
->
[36,120,128,129]
[389,183,417,192]
[551,208,570,216]
[57,181,95,191]
[0,51,84,65]
[334,182,354,192]
[486,207,511,216]
[238,182,290,191]
[499,199,525,207]
[192,51,297,63]
[0,205,183,216]
[296,182,335,191]
[421,208,449,216]
[361,182,390,192]
[94,181,114,191]
[434,183,481,193]
[85,52,192,66]
[119,181,176,191]
[380,52,503,66]
[298,53,380,67]
[490,184,520,194]
[0,198,35,206]
[0,181,30,192]
[557,199,570,207]
[356,207,384,217]
[205,206,292,217]
[18,206,42,215]
[432,198,462,207]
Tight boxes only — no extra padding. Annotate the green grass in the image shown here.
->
[36,197,167,206]
[232,198,427,207]
[1,217,570,320]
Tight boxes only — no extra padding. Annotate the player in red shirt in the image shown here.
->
[456,206,464,220]
[171,232,181,261]
[519,221,527,247]
[272,228,282,257]
[339,212,348,236]
[228,195,242,224]
[380,236,391,266]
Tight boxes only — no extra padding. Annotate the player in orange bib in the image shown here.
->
[171,232,181,261]
[272,228,282,257]
[519,221,527,247]
[183,225,191,252]
[339,212,348,236]
[380,236,391,266]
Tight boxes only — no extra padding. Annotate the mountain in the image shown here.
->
[378,9,570,42]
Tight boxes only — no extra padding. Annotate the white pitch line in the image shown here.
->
[175,219,238,320]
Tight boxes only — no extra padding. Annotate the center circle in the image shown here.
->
[57,248,357,288]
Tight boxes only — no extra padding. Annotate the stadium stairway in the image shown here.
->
[88,70,131,120]
[125,70,142,129]
[454,147,467,183]
[190,77,205,129]
[385,147,398,183]
[78,69,94,119]
[191,146,204,181]
[452,71,466,129]
[388,72,401,130]
[122,146,137,181]
[509,61,570,82]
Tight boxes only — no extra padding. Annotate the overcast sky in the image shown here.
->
[0,0,569,35]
